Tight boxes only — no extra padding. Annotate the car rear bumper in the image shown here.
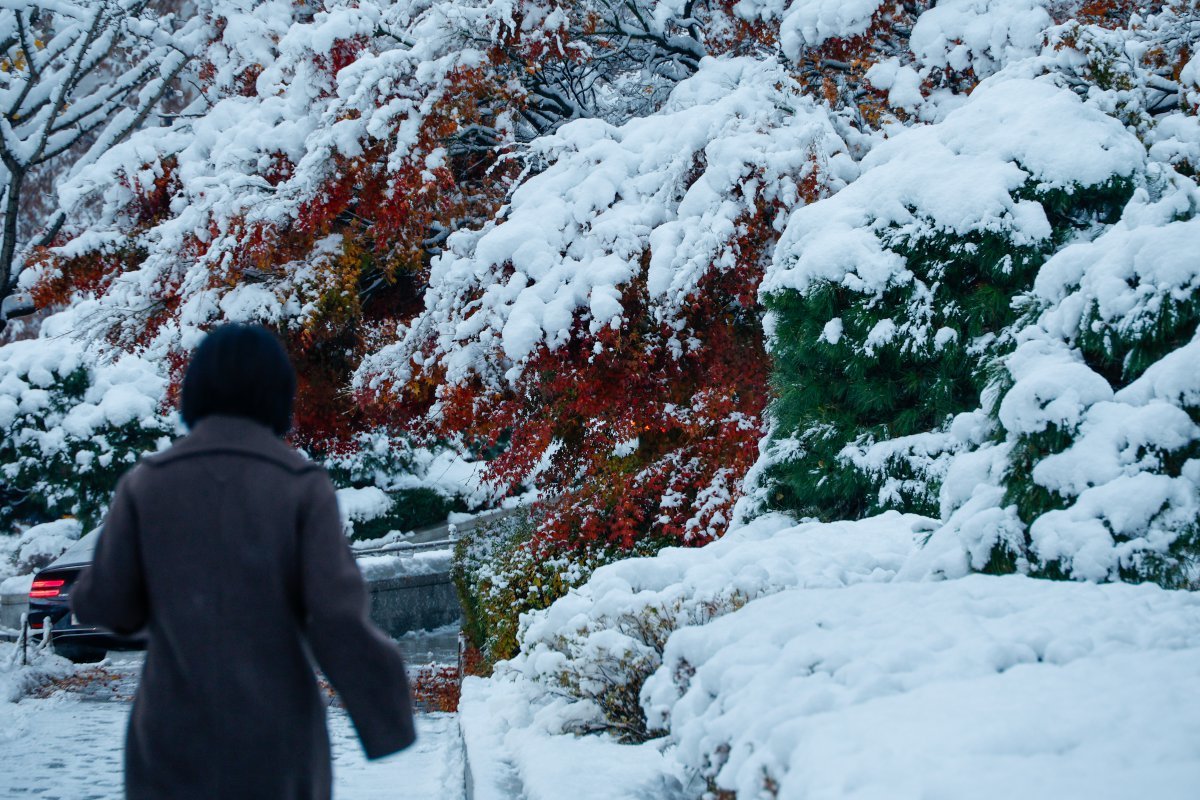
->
[27,604,146,652]
[49,626,146,651]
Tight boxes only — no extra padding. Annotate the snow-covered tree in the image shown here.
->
[9,0,1198,591]
[761,2,1200,587]
[357,56,853,549]
[0,0,197,328]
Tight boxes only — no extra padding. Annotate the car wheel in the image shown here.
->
[55,645,107,664]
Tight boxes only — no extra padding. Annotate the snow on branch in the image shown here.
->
[0,0,200,320]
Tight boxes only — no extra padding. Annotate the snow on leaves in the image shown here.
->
[759,6,1200,584]
[6,0,1198,577]
[357,57,850,547]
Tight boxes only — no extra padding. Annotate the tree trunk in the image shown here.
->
[1,167,26,316]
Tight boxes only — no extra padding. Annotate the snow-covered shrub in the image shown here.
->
[500,512,923,740]
[9,520,83,575]
[641,574,1200,799]
[887,5,1200,587]
[322,433,501,542]
[922,185,1200,586]
[0,327,172,531]
[452,509,657,672]
[759,76,1139,521]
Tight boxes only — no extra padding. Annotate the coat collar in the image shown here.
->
[190,414,281,443]
[145,415,315,473]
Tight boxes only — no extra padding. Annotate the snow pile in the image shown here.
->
[0,639,75,704]
[0,573,34,599]
[460,675,686,800]
[498,512,924,735]
[643,573,1200,798]
[9,520,83,575]
[360,56,853,389]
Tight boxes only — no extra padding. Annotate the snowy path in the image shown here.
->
[1,642,465,799]
[0,699,463,799]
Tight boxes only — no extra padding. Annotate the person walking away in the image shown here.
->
[71,324,416,799]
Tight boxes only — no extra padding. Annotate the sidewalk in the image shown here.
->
[0,698,463,799]
[0,649,465,799]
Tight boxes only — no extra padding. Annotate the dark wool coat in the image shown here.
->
[71,415,416,800]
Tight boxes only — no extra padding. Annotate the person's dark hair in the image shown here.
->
[180,324,297,435]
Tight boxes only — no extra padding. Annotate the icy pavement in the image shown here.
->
[0,630,466,799]
[0,698,463,799]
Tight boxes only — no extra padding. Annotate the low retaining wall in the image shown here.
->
[1,570,461,641]
[366,571,461,638]
[1,591,27,632]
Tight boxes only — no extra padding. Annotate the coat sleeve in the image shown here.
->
[71,474,149,635]
[298,470,416,759]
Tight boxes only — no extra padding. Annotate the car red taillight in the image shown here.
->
[29,579,66,599]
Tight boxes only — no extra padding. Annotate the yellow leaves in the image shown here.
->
[0,38,42,72]
[1,49,27,73]
[299,234,367,335]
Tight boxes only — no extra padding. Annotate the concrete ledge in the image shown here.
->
[1,591,28,632]
[366,571,461,638]
[1,568,461,640]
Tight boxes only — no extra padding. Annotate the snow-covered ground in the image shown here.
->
[462,512,1200,799]
[0,699,462,800]
[0,643,464,799]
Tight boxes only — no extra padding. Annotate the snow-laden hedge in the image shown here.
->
[326,434,503,543]
[497,512,925,739]
[466,512,1200,799]
[0,314,173,531]
[757,15,1200,585]
[642,573,1200,798]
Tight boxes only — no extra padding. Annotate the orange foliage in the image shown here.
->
[1069,0,1168,27]
[390,188,792,552]
[410,664,461,713]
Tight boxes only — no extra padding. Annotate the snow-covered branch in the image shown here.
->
[0,0,198,324]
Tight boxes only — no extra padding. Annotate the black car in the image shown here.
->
[27,528,146,663]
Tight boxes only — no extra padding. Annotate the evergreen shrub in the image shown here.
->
[762,177,1133,522]
[320,433,472,541]
[0,356,172,532]
[993,204,1200,585]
